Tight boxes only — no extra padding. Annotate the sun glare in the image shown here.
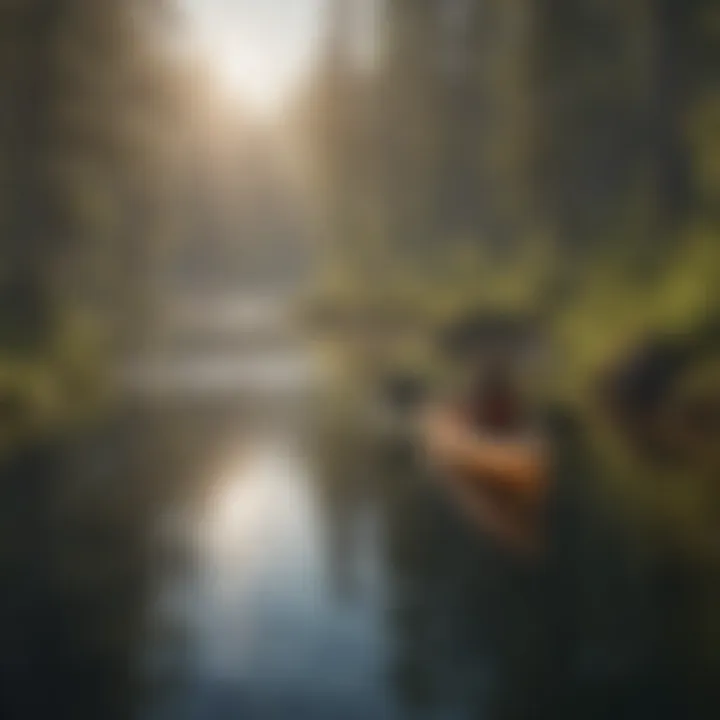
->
[180,0,323,118]
[205,36,292,115]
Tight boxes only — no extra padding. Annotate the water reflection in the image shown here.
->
[0,393,717,719]
[195,439,326,681]
[147,427,397,720]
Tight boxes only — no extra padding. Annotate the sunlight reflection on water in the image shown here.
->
[195,438,325,679]
[150,433,397,719]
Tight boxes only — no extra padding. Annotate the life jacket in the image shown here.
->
[462,372,525,435]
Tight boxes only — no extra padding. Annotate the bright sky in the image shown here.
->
[179,0,325,115]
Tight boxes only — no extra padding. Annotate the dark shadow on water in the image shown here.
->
[0,403,259,720]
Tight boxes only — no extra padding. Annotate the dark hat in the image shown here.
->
[437,311,541,361]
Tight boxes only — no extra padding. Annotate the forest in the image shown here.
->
[0,0,313,447]
[304,0,719,394]
[0,0,717,567]
[2,0,717,406]
[0,1,719,717]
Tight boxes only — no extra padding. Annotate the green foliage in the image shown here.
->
[0,302,114,452]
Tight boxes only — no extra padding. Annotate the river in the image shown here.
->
[0,333,501,720]
[0,336,710,719]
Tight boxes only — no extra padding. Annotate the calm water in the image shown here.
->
[0,349,715,719]
[0,349,494,720]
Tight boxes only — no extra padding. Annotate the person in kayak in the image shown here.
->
[422,318,719,718]
[423,314,549,558]
[420,314,562,718]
